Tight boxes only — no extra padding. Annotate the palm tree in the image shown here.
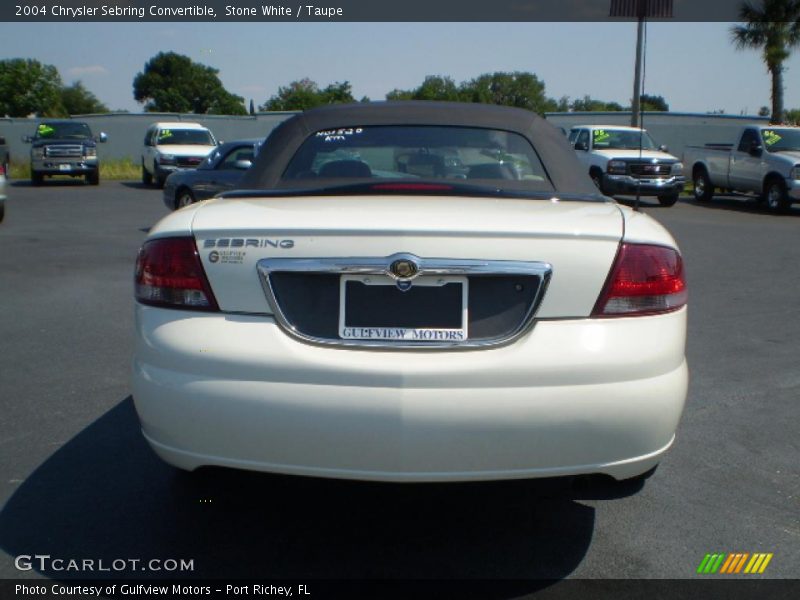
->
[731,0,800,123]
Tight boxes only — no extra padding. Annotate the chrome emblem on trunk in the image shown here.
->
[389,258,419,291]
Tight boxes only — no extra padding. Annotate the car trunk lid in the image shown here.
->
[190,195,623,320]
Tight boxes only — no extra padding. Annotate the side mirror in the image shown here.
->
[234,159,252,170]
[22,135,33,143]
[659,144,669,152]
[749,142,763,157]
[217,140,225,146]
[97,132,108,143]
[574,141,588,151]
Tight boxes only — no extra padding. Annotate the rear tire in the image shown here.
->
[142,163,153,186]
[764,178,790,213]
[31,171,43,186]
[657,193,679,207]
[693,168,714,202]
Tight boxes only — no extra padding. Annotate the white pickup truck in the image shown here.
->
[684,125,800,212]
[568,125,685,206]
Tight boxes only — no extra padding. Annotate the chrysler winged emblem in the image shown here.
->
[389,258,419,292]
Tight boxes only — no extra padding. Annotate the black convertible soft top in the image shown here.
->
[241,101,597,195]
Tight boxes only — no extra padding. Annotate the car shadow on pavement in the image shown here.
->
[0,397,634,590]
[613,196,677,209]
[683,195,800,217]
[10,179,90,188]
[121,182,160,191]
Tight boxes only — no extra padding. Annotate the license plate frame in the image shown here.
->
[338,275,468,342]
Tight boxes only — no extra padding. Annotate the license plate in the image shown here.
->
[339,275,468,342]
[58,164,72,171]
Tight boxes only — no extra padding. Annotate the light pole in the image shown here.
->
[631,16,645,127]
[609,0,673,127]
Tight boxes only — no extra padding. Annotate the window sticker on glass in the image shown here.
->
[316,128,364,142]
[158,129,173,140]
[762,130,782,146]
[593,129,610,144]
[38,124,55,137]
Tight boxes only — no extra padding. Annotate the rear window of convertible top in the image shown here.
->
[280,125,554,192]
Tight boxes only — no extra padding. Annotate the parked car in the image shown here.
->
[0,161,6,223]
[568,125,685,206]
[684,125,800,212]
[133,102,688,485]
[23,120,107,185]
[163,139,263,210]
[142,122,217,188]
[0,133,9,179]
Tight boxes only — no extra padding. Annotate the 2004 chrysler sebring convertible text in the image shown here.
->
[132,102,688,484]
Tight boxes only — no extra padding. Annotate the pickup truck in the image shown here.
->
[568,125,685,206]
[23,120,107,186]
[684,125,800,212]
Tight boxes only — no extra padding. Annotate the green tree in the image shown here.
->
[0,58,64,117]
[639,94,669,111]
[386,88,414,100]
[386,76,461,102]
[413,75,461,101]
[60,81,108,115]
[570,95,626,112]
[786,107,800,123]
[731,0,800,124]
[554,95,571,112]
[385,88,414,101]
[320,81,355,104]
[460,72,555,113]
[133,52,246,115]
[260,78,355,111]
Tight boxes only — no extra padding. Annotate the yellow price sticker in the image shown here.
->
[762,130,781,146]
[593,129,610,144]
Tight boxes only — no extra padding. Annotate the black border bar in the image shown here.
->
[2,0,744,23]
[3,579,800,600]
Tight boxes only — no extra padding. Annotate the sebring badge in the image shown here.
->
[389,258,419,291]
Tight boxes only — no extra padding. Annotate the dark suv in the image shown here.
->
[24,120,107,185]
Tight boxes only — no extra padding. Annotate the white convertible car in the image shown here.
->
[133,102,687,484]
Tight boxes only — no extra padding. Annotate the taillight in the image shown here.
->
[134,237,219,311]
[592,243,687,317]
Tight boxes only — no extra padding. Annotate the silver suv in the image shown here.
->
[141,122,217,188]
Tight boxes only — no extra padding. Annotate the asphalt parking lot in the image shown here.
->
[0,181,798,590]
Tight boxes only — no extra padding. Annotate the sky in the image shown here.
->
[1,21,799,116]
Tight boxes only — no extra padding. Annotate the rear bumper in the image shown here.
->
[604,174,685,196]
[132,306,688,482]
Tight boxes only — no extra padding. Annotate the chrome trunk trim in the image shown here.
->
[257,253,552,350]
